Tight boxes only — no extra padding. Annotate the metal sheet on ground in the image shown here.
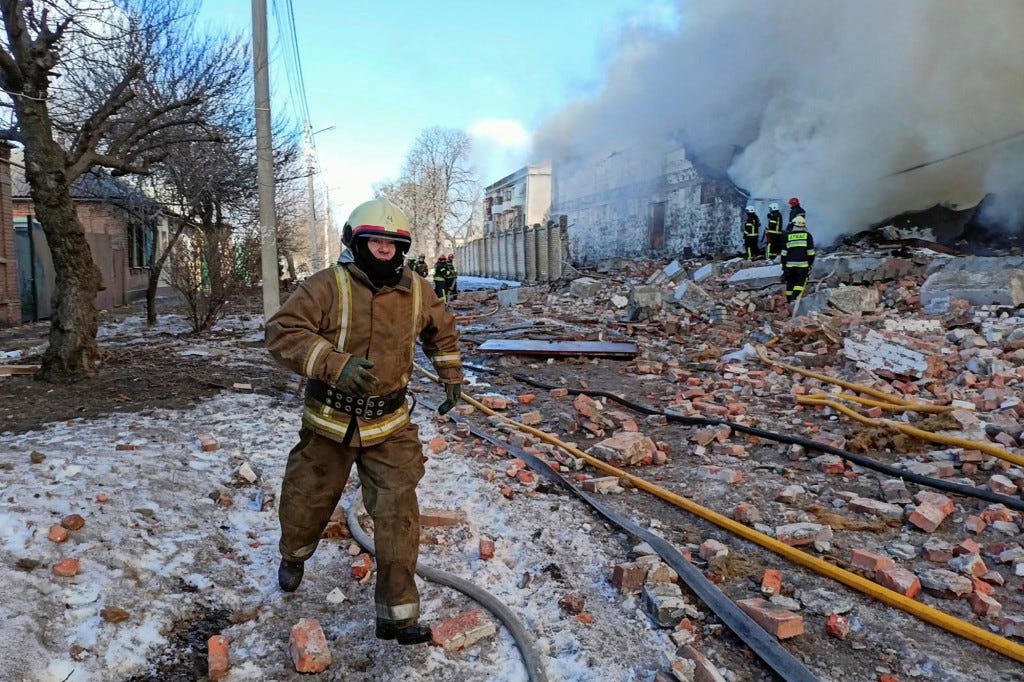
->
[476,339,638,358]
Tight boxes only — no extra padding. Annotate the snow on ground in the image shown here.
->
[0,318,674,681]
[457,276,521,292]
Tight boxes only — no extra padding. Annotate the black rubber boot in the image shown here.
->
[375,622,432,645]
[278,559,304,592]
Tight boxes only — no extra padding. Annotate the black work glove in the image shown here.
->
[438,383,462,415]
[335,358,380,397]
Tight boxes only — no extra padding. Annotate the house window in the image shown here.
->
[126,223,152,268]
[700,182,716,205]
[649,201,666,249]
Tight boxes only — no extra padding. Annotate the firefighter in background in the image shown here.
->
[432,255,450,301]
[765,202,784,259]
[413,254,429,278]
[742,205,762,261]
[780,215,815,303]
[266,197,463,645]
[787,197,806,231]
[444,254,458,300]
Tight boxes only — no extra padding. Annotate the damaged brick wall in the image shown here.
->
[551,145,745,266]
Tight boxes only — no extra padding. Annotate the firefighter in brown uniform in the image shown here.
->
[266,197,463,645]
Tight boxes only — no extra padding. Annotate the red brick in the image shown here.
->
[913,491,954,515]
[289,618,332,673]
[516,470,536,485]
[48,525,69,543]
[760,569,782,596]
[60,514,85,530]
[115,443,137,451]
[430,608,496,650]
[850,549,895,573]
[479,395,508,410]
[52,557,80,577]
[736,598,804,639]
[198,433,219,452]
[908,503,948,533]
[420,508,467,527]
[550,388,569,398]
[825,613,850,640]
[875,567,921,598]
[581,476,620,493]
[516,394,536,404]
[611,562,648,594]
[351,553,372,580]
[96,493,109,503]
[479,539,495,560]
[208,635,229,681]
[963,515,986,534]
[428,436,446,454]
[967,591,1002,619]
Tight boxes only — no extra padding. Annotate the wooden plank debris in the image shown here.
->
[0,365,38,376]
[476,339,638,359]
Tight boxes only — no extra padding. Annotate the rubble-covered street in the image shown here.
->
[2,239,1024,681]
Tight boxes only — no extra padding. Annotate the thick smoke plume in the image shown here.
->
[535,1,1024,244]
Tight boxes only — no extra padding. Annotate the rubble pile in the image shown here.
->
[458,244,1024,679]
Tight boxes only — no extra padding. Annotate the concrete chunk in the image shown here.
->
[726,264,783,289]
[570,277,602,298]
[920,267,1024,307]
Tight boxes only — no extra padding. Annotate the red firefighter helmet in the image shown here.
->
[788,197,800,207]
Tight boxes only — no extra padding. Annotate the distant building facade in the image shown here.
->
[550,144,745,265]
[483,161,552,235]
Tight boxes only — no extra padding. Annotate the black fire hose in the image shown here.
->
[343,498,548,682]
[462,362,1024,513]
[430,398,821,682]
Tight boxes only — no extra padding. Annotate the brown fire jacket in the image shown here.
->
[266,257,463,447]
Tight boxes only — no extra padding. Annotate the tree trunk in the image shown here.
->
[16,98,103,382]
[146,219,187,325]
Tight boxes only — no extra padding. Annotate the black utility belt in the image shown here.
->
[306,380,407,418]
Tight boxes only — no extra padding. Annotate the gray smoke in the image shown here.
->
[534,0,1024,243]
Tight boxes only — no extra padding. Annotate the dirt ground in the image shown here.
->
[0,293,296,435]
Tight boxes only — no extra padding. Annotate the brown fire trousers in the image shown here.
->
[279,423,425,627]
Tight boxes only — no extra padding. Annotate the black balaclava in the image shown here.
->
[352,237,407,288]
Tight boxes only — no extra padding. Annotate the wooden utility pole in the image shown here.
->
[252,0,280,318]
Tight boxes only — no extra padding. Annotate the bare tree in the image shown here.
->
[0,0,238,380]
[378,126,480,262]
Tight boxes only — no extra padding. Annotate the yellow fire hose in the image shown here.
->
[805,391,953,414]
[797,395,1024,468]
[416,364,1024,665]
[755,344,950,410]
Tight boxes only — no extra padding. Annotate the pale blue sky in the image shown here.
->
[199,0,678,222]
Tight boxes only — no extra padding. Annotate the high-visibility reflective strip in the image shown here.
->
[430,352,461,365]
[409,276,421,364]
[334,266,352,351]
[376,602,419,622]
[303,338,331,378]
[303,406,351,440]
[357,405,411,439]
[785,262,810,268]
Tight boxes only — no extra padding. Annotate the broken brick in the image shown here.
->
[430,609,496,651]
[737,598,804,639]
[289,618,331,673]
[875,567,921,598]
[850,548,895,573]
[208,635,229,681]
